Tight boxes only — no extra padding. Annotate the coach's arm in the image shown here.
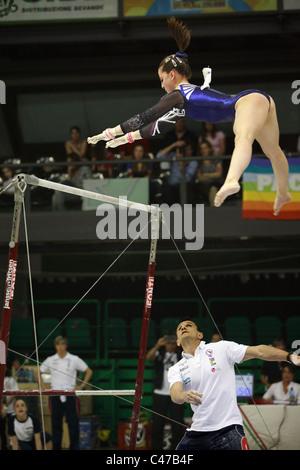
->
[170,381,203,406]
[243,345,300,365]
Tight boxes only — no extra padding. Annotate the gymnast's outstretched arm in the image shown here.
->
[87,90,184,146]
[107,107,186,148]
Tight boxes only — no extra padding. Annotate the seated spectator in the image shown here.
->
[65,126,87,161]
[261,338,287,389]
[196,140,223,206]
[156,139,185,173]
[30,157,62,210]
[8,398,52,450]
[52,153,92,211]
[162,117,198,155]
[1,166,15,193]
[262,364,300,404]
[198,122,226,156]
[90,142,114,178]
[0,166,15,210]
[156,139,198,205]
[34,156,60,180]
[210,332,222,343]
[0,364,19,450]
[126,143,152,178]
[118,137,150,162]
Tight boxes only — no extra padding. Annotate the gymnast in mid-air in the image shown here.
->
[88,17,291,215]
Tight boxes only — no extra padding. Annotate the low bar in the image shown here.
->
[3,389,136,396]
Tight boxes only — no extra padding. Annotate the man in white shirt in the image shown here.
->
[168,319,300,450]
[39,335,92,450]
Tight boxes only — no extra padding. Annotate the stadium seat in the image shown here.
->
[106,318,129,349]
[159,317,181,336]
[224,317,252,344]
[65,318,92,348]
[285,316,300,348]
[130,318,157,349]
[254,316,282,345]
[37,318,62,349]
[10,318,35,350]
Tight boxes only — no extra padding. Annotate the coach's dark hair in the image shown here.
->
[159,17,192,80]
[177,318,202,333]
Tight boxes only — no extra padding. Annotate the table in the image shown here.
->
[239,404,300,450]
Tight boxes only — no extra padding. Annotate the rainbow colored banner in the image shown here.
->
[123,0,277,16]
[242,158,300,220]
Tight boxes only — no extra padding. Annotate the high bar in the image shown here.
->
[3,389,136,396]
[15,173,153,213]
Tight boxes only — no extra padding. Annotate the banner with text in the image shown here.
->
[242,158,300,220]
[0,0,118,23]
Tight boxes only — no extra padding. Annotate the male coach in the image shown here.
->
[168,319,299,450]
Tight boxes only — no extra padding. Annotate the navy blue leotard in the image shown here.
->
[120,84,271,138]
[178,84,270,123]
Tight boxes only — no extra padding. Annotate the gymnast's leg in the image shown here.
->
[254,97,291,216]
[214,93,285,209]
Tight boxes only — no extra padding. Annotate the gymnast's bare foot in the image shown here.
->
[273,193,292,216]
[214,182,241,207]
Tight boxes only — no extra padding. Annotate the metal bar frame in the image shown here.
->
[1,174,161,450]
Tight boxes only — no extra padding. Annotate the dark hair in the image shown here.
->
[14,397,28,409]
[131,143,151,175]
[282,363,295,374]
[199,139,214,157]
[202,122,217,139]
[176,318,202,333]
[159,17,192,79]
[70,126,80,134]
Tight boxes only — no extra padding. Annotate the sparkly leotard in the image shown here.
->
[120,84,271,138]
[179,84,270,123]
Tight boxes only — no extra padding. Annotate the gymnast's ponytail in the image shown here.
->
[159,17,192,79]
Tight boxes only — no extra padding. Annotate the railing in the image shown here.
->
[1,152,299,211]
[3,152,299,211]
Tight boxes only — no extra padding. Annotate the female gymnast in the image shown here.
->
[88,17,291,215]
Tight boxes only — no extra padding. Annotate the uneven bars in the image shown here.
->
[15,174,152,213]
[3,389,136,396]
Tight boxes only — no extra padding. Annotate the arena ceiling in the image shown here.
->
[1,12,300,91]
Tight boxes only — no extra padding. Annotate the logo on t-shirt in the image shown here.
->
[179,363,191,386]
[206,349,217,372]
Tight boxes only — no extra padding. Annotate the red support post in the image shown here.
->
[0,187,23,409]
[129,210,160,450]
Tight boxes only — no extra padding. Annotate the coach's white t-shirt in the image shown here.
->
[40,352,88,390]
[168,340,247,432]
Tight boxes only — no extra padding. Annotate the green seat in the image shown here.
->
[37,318,62,349]
[130,318,156,349]
[159,317,181,336]
[10,318,35,350]
[65,318,92,347]
[201,316,218,343]
[224,317,252,345]
[254,316,282,345]
[106,318,129,349]
[285,316,300,347]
